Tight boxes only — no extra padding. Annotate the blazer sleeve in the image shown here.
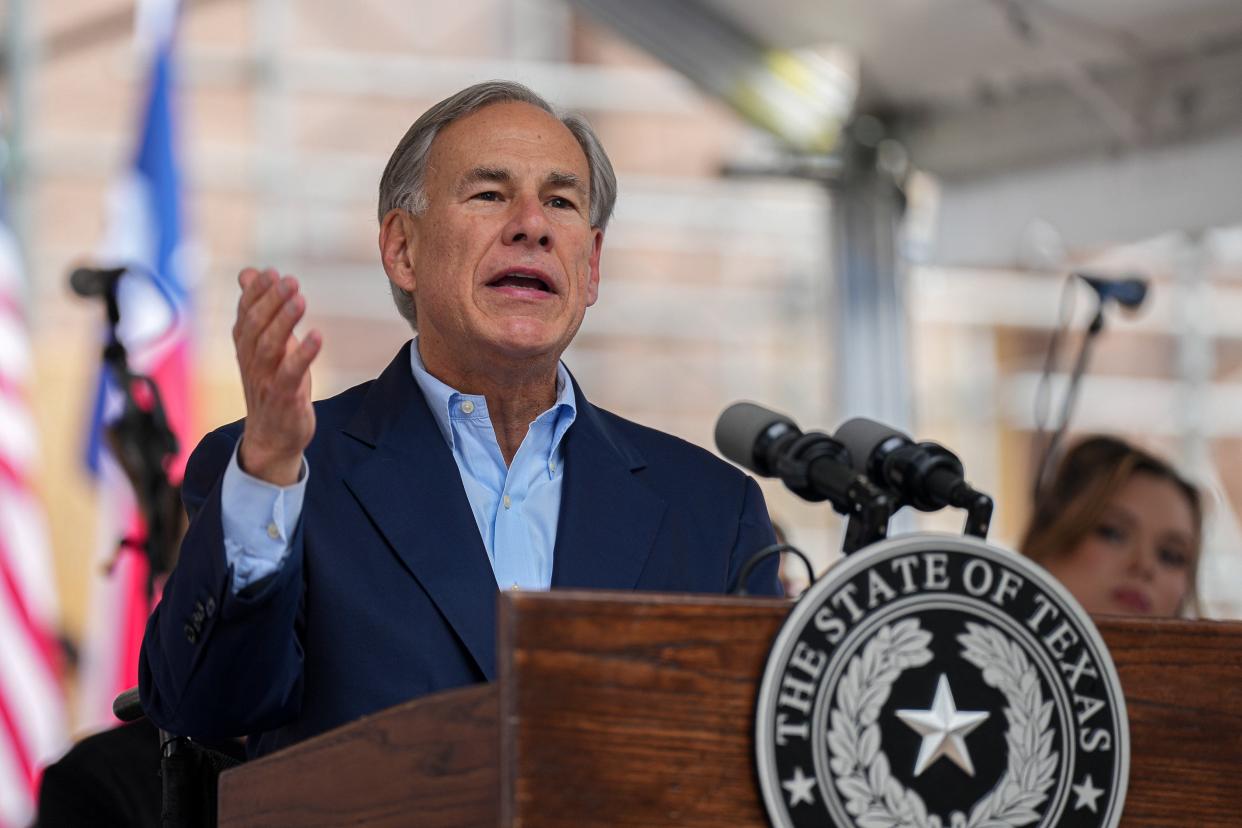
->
[138,427,306,739]
[727,476,783,597]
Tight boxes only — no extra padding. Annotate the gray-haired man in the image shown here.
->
[140,81,780,756]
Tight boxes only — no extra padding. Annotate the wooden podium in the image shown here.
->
[218,591,1242,826]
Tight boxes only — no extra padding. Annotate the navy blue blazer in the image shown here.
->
[139,342,779,756]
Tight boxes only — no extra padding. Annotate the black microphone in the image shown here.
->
[69,266,127,298]
[1075,271,1148,309]
[715,402,888,514]
[833,417,993,537]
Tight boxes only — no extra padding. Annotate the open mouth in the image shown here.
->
[488,270,555,294]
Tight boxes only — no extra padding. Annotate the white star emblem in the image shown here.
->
[1072,774,1105,813]
[895,674,990,777]
[781,765,817,807]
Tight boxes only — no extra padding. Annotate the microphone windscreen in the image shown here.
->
[1115,278,1148,309]
[69,267,104,297]
[833,417,908,472]
[69,266,127,298]
[715,402,794,475]
[1078,271,1149,310]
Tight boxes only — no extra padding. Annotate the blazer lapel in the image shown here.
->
[341,343,499,679]
[552,382,666,590]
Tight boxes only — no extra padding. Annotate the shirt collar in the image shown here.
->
[408,337,577,452]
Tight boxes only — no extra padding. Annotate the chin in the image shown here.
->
[483,327,564,362]
[488,317,577,357]
[1097,597,1155,618]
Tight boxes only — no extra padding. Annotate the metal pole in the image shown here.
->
[1173,230,1211,473]
[829,138,912,432]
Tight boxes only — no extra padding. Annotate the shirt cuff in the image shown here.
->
[220,441,308,592]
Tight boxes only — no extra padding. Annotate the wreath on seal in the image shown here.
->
[825,619,1058,828]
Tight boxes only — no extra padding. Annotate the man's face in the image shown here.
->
[398,101,603,372]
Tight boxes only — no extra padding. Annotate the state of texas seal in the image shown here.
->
[755,533,1128,828]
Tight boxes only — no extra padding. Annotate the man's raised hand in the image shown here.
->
[233,267,321,486]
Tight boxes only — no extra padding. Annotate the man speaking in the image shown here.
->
[139,81,780,757]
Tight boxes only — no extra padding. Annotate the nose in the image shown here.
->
[1129,540,1157,580]
[503,195,552,250]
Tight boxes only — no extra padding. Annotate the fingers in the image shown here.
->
[252,287,306,373]
[254,327,320,410]
[233,269,301,370]
[232,268,323,405]
[275,330,323,392]
[234,270,276,355]
[230,269,321,484]
[236,267,279,320]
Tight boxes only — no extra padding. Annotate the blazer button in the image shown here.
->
[204,597,216,618]
[184,623,198,644]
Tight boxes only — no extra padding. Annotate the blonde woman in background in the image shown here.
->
[1020,436,1202,618]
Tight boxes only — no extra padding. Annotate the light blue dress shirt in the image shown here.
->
[219,339,576,593]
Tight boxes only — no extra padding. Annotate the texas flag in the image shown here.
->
[78,0,195,732]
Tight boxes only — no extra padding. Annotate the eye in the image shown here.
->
[472,191,501,202]
[1158,547,1191,568]
[1094,524,1125,544]
[546,195,576,210]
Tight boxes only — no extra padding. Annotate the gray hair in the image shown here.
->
[377,80,617,327]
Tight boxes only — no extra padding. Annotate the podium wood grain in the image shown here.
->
[498,592,784,827]
[217,683,498,826]
[1098,616,1242,827]
[218,591,1242,826]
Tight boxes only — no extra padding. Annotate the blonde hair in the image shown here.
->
[1021,435,1203,615]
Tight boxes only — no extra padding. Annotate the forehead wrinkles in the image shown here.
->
[433,105,586,175]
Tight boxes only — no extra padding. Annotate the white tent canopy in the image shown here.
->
[573,0,1242,266]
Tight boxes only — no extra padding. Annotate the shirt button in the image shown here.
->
[510,583,520,591]
[549,460,557,472]
[460,400,475,414]
[503,494,511,510]
[266,522,280,540]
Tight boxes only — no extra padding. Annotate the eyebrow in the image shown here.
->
[1104,504,1196,547]
[546,170,587,199]
[1100,504,1135,525]
[1160,532,1194,549]
[456,166,511,195]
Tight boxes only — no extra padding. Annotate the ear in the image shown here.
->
[379,208,418,294]
[585,229,603,307]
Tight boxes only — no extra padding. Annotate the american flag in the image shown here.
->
[78,0,193,732]
[0,187,69,824]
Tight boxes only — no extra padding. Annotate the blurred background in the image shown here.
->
[2,0,1242,818]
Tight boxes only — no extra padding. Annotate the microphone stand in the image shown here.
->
[75,266,182,598]
[841,486,895,554]
[1034,302,1106,499]
[946,483,994,540]
[771,432,897,555]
